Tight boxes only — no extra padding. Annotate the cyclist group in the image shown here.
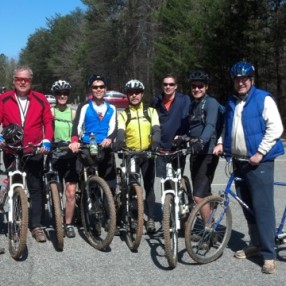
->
[0,61,284,275]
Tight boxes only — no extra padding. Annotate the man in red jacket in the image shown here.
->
[0,66,53,242]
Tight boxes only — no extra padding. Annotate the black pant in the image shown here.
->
[136,157,156,219]
[4,152,44,228]
[190,154,219,198]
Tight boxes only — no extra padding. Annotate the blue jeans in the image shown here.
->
[234,159,276,260]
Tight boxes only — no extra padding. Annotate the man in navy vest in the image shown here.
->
[214,61,284,274]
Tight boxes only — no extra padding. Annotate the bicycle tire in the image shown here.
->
[180,176,194,230]
[50,183,64,251]
[124,183,144,252]
[182,175,194,208]
[81,176,116,250]
[185,195,232,264]
[8,187,29,260]
[163,193,178,268]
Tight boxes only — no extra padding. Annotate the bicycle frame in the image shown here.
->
[158,149,186,230]
[118,150,144,188]
[214,159,286,243]
[43,153,63,215]
[116,150,145,218]
[273,181,286,241]
[2,144,36,220]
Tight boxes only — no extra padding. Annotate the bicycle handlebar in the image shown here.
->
[151,148,189,157]
[219,152,250,162]
[116,148,150,157]
[1,142,41,153]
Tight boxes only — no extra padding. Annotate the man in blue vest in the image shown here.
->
[214,61,284,274]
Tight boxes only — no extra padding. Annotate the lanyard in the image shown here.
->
[16,95,29,127]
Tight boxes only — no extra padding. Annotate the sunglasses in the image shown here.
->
[92,85,106,90]
[191,84,205,89]
[127,90,142,96]
[55,91,69,96]
[163,82,176,87]
[14,77,32,83]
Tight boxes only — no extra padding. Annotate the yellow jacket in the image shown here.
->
[117,102,160,150]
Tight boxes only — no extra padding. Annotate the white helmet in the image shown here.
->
[125,79,144,93]
[51,80,71,93]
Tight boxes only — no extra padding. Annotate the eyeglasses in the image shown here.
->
[191,84,205,89]
[92,85,106,90]
[55,91,69,96]
[14,77,32,83]
[234,77,250,83]
[163,82,176,87]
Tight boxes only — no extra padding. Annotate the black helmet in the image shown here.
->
[87,74,107,87]
[1,123,24,145]
[188,70,209,84]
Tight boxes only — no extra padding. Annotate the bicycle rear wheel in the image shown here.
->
[163,193,178,269]
[50,183,64,251]
[185,195,232,264]
[124,183,144,252]
[81,176,116,250]
[8,187,29,260]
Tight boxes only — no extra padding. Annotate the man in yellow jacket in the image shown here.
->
[115,79,160,233]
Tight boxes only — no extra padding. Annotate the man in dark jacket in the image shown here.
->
[150,73,191,177]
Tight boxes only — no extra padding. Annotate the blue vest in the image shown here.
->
[224,86,284,161]
[82,100,114,144]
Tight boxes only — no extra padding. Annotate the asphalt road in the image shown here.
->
[1,150,286,286]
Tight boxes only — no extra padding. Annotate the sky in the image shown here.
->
[0,0,87,60]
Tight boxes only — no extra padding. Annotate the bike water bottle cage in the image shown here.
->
[1,123,24,145]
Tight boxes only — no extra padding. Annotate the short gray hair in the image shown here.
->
[13,65,33,79]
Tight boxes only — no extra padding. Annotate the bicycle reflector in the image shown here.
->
[1,123,24,145]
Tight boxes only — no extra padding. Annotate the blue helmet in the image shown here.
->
[230,62,255,79]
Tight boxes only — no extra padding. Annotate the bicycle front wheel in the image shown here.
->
[8,187,29,260]
[180,176,194,232]
[181,175,194,208]
[163,193,178,269]
[124,183,144,252]
[50,183,64,251]
[81,176,116,250]
[185,195,232,264]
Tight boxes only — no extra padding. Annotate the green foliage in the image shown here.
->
[10,0,286,126]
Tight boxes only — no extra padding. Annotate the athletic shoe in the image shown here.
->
[262,259,276,274]
[234,245,260,259]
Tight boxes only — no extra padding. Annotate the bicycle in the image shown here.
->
[114,149,145,252]
[153,147,193,268]
[184,154,286,264]
[78,144,116,250]
[41,142,68,251]
[0,143,38,259]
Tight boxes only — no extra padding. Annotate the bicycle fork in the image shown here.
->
[161,178,180,231]
[7,170,27,222]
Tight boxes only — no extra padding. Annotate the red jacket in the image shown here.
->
[0,90,53,151]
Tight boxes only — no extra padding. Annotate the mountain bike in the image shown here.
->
[0,143,38,259]
[78,145,116,250]
[41,142,68,251]
[114,149,145,252]
[153,148,193,268]
[184,154,286,264]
